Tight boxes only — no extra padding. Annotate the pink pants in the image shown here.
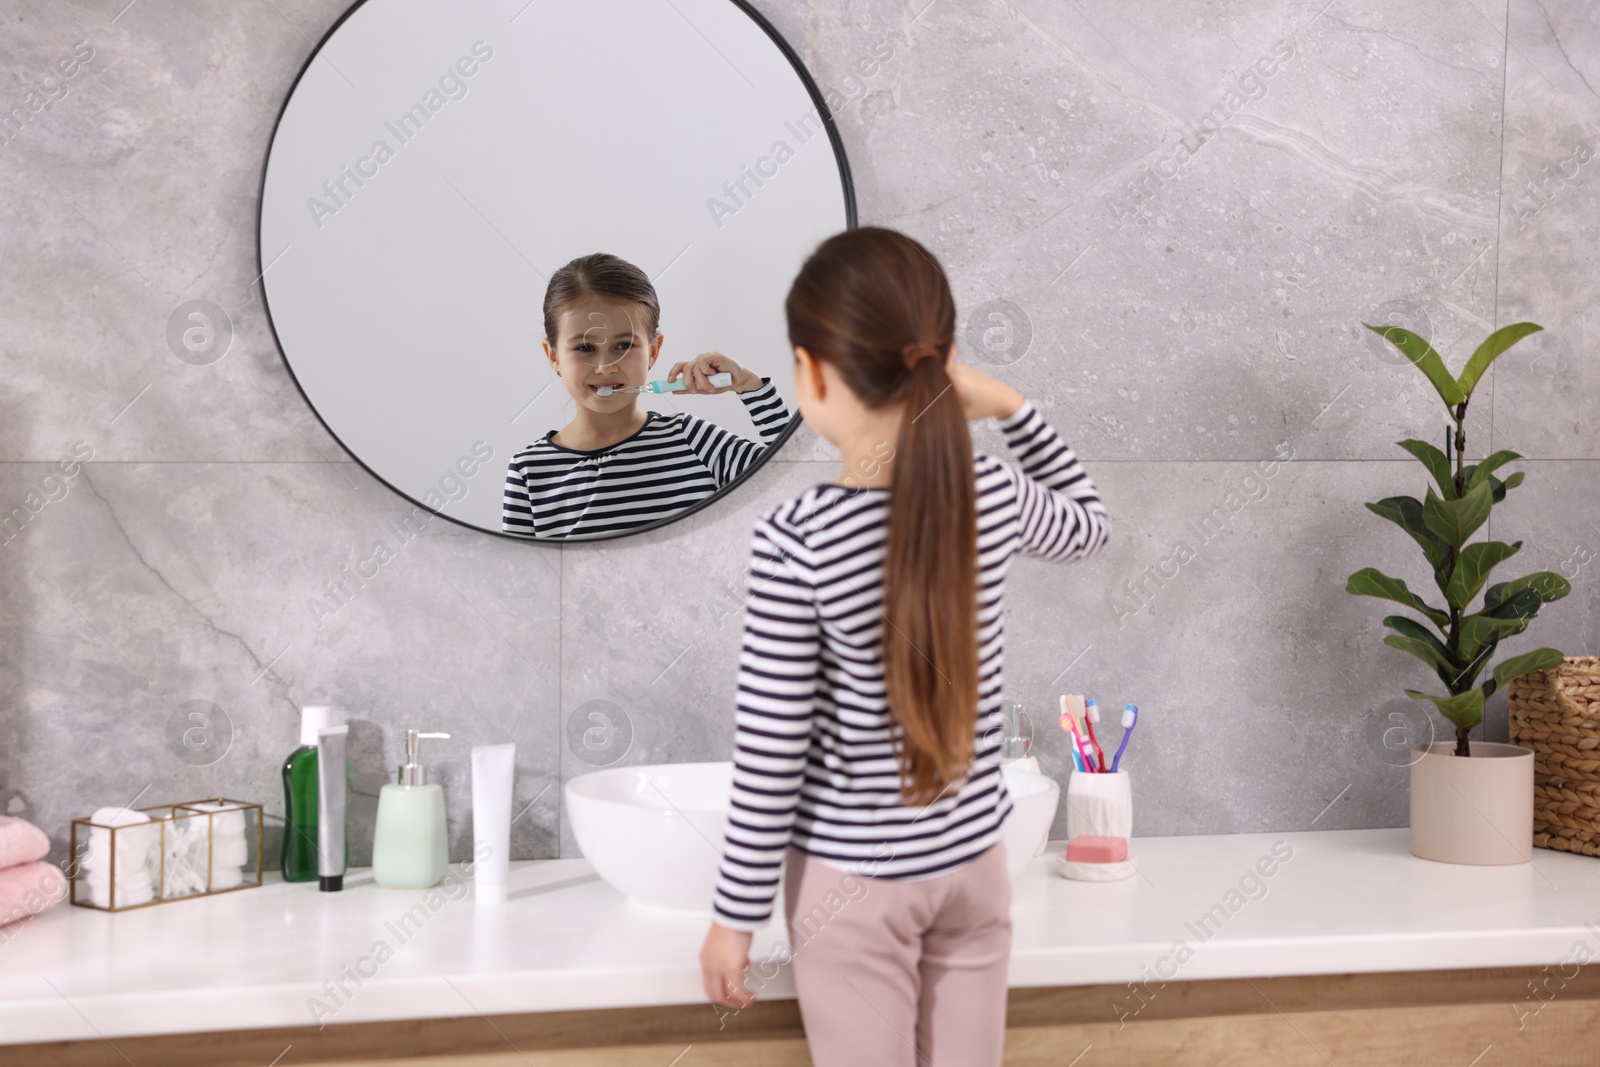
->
[782,842,1012,1067]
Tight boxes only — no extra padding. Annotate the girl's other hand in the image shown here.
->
[700,922,756,1009]
[667,352,763,394]
[947,363,1025,422]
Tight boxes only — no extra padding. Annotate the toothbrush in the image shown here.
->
[596,372,732,397]
[1058,695,1086,772]
[1069,694,1099,771]
[1084,699,1107,774]
[1075,697,1100,771]
[1060,694,1098,772]
[1109,704,1139,773]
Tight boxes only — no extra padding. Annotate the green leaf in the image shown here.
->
[1490,647,1565,693]
[1405,687,1486,732]
[1383,615,1462,688]
[1365,496,1450,571]
[1346,567,1450,628]
[1480,584,1545,620]
[1445,540,1523,610]
[1422,481,1493,549]
[1458,589,1541,664]
[1463,450,1522,493]
[1384,614,1455,655]
[1363,324,1466,406]
[1496,471,1526,500]
[1432,564,1452,601]
[1382,614,1459,662]
[1385,636,1461,688]
[1468,470,1523,504]
[1484,572,1572,612]
[1456,323,1544,400]
[1397,440,1456,499]
[1453,634,1500,692]
[1458,618,1527,673]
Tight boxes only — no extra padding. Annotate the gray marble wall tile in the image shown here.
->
[1002,456,1460,841]
[1483,460,1600,688]
[0,458,561,866]
[1491,0,1600,459]
[4,0,1600,884]
[772,0,1510,463]
[0,0,351,465]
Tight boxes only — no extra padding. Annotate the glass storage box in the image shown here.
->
[69,798,264,911]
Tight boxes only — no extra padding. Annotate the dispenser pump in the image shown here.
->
[399,729,451,786]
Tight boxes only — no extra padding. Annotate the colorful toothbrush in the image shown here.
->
[1060,694,1098,772]
[595,371,732,397]
[1109,704,1139,773]
[1058,695,1085,772]
[1084,699,1107,774]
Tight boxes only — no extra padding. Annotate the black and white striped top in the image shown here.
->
[502,379,790,539]
[712,399,1109,930]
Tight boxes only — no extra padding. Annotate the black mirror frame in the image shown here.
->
[255,0,857,545]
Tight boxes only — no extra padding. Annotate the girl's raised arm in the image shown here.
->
[995,399,1109,562]
[682,377,791,487]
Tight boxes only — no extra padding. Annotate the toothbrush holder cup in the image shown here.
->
[1065,769,1132,841]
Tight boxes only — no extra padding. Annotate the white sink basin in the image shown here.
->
[566,761,1060,918]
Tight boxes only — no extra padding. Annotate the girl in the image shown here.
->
[699,227,1108,1066]
[502,252,791,539]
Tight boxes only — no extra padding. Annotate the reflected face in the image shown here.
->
[542,295,662,411]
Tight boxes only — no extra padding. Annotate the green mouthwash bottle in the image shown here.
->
[282,705,333,882]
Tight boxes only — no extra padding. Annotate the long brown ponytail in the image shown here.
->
[785,227,979,806]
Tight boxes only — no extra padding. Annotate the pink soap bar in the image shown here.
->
[1065,836,1128,863]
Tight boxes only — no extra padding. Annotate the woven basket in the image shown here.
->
[1508,655,1600,856]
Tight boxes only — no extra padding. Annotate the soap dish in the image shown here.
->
[1056,855,1136,881]
[1055,834,1135,881]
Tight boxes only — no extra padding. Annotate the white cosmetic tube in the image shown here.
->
[471,743,515,904]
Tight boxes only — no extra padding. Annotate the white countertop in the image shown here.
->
[5,827,1599,1044]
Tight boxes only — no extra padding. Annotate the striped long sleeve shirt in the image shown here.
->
[502,378,790,540]
[712,398,1109,930]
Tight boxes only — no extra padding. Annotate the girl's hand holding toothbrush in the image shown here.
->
[667,352,763,394]
[946,363,1025,422]
[700,922,756,1009]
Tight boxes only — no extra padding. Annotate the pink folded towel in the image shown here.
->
[0,816,49,870]
[0,862,68,929]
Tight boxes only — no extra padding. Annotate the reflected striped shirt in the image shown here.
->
[502,379,789,539]
[712,398,1109,930]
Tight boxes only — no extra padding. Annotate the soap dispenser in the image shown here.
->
[372,729,451,889]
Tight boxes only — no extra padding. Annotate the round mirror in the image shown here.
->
[259,0,854,540]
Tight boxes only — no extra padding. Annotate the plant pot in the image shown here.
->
[1409,742,1534,865]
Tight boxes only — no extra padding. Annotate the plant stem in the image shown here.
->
[1450,402,1469,757]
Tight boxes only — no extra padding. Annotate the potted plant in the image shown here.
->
[1349,321,1569,865]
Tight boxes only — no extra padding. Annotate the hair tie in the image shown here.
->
[901,340,943,370]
